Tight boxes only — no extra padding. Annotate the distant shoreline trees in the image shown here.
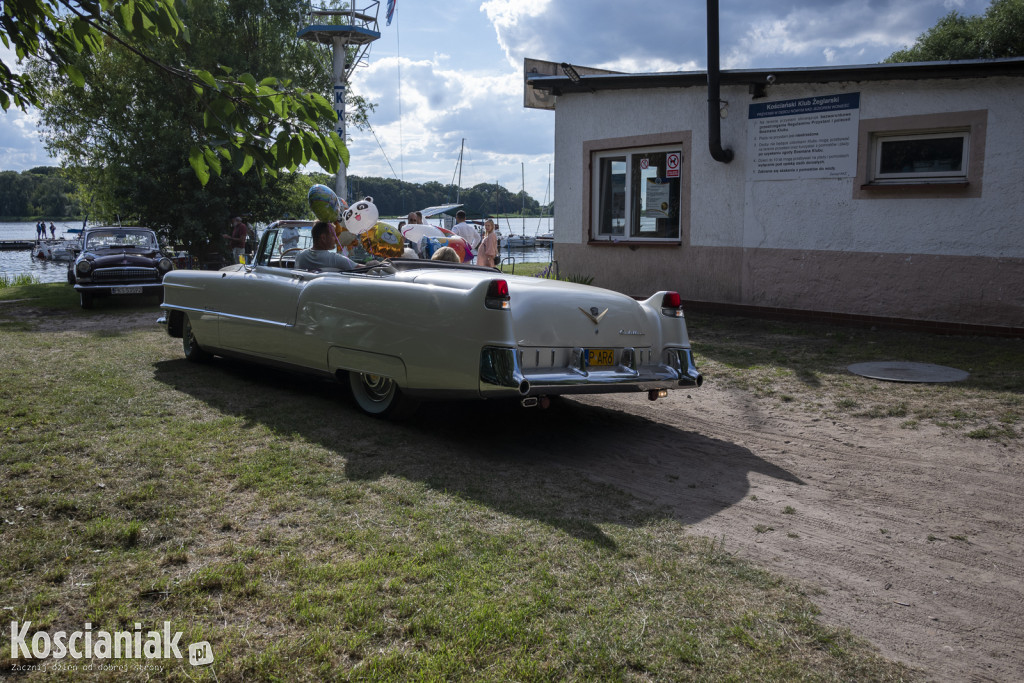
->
[0,167,80,219]
[0,167,553,222]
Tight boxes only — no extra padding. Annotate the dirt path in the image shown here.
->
[565,387,1023,682]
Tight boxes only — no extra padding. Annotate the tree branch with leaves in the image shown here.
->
[1,0,348,184]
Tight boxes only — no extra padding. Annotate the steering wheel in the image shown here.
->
[281,247,303,258]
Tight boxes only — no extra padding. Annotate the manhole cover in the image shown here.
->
[847,361,969,383]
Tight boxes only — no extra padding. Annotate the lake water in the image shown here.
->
[0,221,83,284]
[0,217,557,284]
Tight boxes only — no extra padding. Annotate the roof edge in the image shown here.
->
[527,57,1024,95]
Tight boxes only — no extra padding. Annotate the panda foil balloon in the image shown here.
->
[342,197,378,234]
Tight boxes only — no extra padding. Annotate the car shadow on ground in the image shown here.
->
[153,356,803,547]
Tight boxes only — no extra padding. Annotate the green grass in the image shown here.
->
[498,261,548,277]
[691,313,1024,442]
[0,273,41,288]
[0,298,913,680]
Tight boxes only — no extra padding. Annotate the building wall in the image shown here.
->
[552,77,1024,328]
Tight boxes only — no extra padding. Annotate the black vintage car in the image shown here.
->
[69,227,174,308]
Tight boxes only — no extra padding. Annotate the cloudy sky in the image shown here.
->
[0,0,990,201]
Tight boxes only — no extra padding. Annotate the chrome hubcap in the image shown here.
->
[360,374,394,403]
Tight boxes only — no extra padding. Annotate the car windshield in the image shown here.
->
[255,225,314,266]
[85,229,158,250]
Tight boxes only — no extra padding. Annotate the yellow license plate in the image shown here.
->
[586,348,614,367]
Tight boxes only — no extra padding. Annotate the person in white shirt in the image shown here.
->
[450,210,481,249]
[295,222,357,271]
[280,223,300,252]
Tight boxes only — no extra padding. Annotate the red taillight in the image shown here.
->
[661,291,683,317]
[485,279,510,310]
[489,279,509,297]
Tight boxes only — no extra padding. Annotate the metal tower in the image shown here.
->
[298,2,381,204]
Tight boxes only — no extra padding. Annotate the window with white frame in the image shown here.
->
[593,146,682,241]
[854,110,986,199]
[871,131,969,183]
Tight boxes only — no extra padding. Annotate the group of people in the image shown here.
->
[35,221,56,240]
[452,210,500,268]
[235,208,501,271]
[400,209,499,267]
[291,212,501,272]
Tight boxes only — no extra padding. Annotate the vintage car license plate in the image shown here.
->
[111,286,143,295]
[586,348,614,367]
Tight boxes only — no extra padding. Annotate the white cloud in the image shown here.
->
[0,108,54,171]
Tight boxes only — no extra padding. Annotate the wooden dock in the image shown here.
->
[0,240,36,251]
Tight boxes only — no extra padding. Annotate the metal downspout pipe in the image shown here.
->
[707,0,733,163]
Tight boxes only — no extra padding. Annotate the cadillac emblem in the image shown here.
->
[579,306,608,324]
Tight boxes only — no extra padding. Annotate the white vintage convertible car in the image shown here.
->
[158,223,702,417]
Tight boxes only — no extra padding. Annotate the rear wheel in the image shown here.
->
[348,372,418,419]
[182,314,212,363]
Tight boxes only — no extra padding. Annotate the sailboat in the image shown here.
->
[535,163,553,245]
[504,163,536,248]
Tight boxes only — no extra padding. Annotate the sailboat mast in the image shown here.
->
[539,162,550,229]
[521,162,525,233]
[456,138,464,204]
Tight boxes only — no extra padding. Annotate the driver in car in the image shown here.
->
[295,221,357,272]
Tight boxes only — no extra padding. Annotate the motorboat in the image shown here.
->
[32,238,81,261]
[504,234,537,248]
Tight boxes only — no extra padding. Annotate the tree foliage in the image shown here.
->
[885,0,1024,62]
[0,168,80,217]
[28,0,369,256]
[1,0,348,183]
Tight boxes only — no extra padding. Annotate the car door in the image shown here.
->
[217,265,305,359]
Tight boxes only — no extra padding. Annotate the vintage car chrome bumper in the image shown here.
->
[74,282,162,294]
[480,346,702,397]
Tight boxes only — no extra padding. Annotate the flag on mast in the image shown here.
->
[386,0,396,26]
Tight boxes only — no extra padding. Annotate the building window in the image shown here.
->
[592,146,682,242]
[854,110,986,199]
[871,131,969,183]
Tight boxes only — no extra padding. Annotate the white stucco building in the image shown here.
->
[525,58,1024,333]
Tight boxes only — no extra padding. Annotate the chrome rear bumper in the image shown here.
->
[480,346,702,397]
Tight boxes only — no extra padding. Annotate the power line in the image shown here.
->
[366,121,401,182]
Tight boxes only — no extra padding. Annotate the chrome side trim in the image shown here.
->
[159,304,292,329]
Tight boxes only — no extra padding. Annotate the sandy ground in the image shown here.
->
[14,304,1023,680]
[566,387,1023,682]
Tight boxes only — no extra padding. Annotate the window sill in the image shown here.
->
[854,179,978,199]
[588,239,682,248]
[860,181,969,191]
